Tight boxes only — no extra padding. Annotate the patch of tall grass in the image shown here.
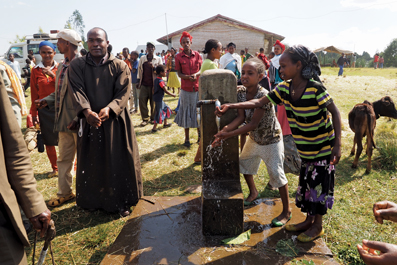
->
[375,122,397,170]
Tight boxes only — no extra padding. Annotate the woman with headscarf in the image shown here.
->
[30,41,58,177]
[219,42,242,79]
[268,40,285,89]
[174,31,202,147]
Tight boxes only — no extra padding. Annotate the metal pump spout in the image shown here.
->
[196,106,201,127]
[214,100,221,132]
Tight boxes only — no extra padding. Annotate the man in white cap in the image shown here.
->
[35,29,81,207]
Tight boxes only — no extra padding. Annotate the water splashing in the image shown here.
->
[203,136,226,172]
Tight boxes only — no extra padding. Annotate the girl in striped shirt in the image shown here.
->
[215,45,342,243]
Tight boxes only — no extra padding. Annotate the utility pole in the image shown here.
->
[165,13,170,49]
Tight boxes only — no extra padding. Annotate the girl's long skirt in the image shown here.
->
[154,100,171,124]
[173,89,198,128]
[167,71,180,88]
[295,159,335,216]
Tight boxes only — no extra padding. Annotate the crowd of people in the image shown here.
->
[0,27,393,265]
[336,52,385,76]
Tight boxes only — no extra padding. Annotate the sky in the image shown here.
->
[1,0,396,56]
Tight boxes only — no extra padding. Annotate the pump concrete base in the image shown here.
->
[201,180,244,236]
[101,196,338,265]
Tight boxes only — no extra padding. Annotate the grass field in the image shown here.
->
[23,67,397,264]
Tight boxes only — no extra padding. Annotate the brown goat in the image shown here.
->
[348,101,376,173]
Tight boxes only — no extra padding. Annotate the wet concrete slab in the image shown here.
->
[202,180,244,236]
[101,196,339,265]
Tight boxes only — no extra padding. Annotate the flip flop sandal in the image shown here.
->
[47,193,75,207]
[163,124,171,128]
[297,229,325,242]
[151,129,158,132]
[243,194,261,206]
[271,215,292,227]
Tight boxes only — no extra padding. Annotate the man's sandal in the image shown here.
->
[47,170,58,178]
[47,193,76,207]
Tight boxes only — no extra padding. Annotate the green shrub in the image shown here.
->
[337,247,364,264]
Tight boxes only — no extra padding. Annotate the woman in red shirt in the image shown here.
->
[31,41,58,177]
[174,32,202,147]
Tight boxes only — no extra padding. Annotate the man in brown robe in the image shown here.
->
[67,27,143,216]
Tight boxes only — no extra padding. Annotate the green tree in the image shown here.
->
[383,38,397,67]
[9,35,26,44]
[65,10,87,49]
[65,10,84,36]
[361,51,371,60]
[65,21,72,30]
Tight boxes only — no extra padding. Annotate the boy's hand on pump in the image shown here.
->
[215,104,230,117]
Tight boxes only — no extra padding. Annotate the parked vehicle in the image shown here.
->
[2,31,65,65]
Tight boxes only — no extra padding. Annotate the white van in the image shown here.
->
[2,31,65,66]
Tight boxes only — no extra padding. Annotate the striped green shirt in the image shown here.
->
[267,80,335,162]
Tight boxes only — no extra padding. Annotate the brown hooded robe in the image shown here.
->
[68,53,143,213]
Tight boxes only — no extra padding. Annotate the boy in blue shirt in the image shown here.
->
[152,65,176,132]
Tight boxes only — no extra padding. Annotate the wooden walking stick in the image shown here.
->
[32,219,56,265]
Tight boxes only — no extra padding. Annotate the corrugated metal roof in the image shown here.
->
[313,46,353,55]
[157,14,284,45]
